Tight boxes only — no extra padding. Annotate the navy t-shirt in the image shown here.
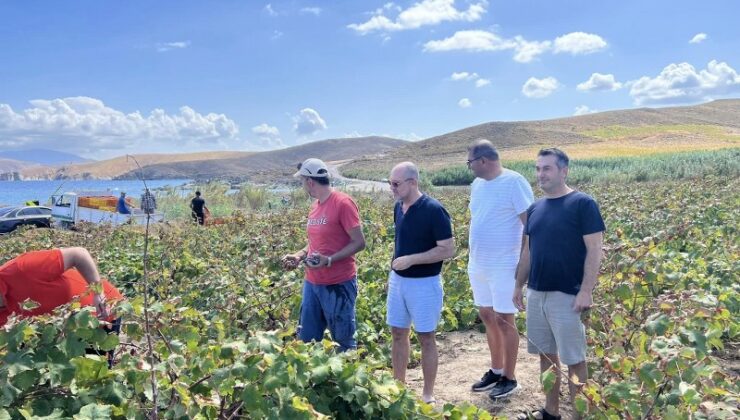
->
[525,191,605,295]
[116,197,130,214]
[393,194,453,278]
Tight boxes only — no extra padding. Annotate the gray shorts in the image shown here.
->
[526,289,587,366]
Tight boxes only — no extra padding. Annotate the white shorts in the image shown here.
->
[469,266,518,314]
[386,271,444,333]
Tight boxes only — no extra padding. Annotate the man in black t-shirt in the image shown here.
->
[190,191,206,225]
[386,162,455,405]
[513,148,605,420]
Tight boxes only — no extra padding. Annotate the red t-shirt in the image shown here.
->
[306,191,362,285]
[0,249,123,326]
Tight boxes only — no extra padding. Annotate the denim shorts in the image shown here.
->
[386,271,444,333]
[298,277,357,351]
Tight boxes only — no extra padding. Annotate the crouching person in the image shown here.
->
[0,247,124,366]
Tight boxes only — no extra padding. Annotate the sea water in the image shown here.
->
[0,179,191,207]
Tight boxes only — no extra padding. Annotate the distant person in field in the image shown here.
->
[513,148,605,420]
[386,162,455,404]
[281,158,366,352]
[140,188,157,214]
[0,247,124,365]
[466,139,534,399]
[190,191,206,225]
[116,192,131,214]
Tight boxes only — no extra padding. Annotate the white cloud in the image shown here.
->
[271,30,284,40]
[293,108,327,136]
[451,71,479,81]
[574,105,597,116]
[0,97,239,155]
[300,7,322,16]
[251,124,283,148]
[424,30,517,53]
[511,37,551,63]
[397,132,424,141]
[553,32,607,55]
[629,60,740,105]
[449,72,490,88]
[348,0,487,34]
[689,33,708,44]
[252,123,280,139]
[577,73,623,92]
[475,78,491,88]
[264,3,278,16]
[458,98,472,108]
[521,77,560,98]
[156,41,191,52]
[425,30,605,62]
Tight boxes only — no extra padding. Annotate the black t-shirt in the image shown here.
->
[191,197,205,214]
[525,191,605,295]
[393,194,453,278]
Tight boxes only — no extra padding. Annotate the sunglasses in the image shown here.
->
[466,156,483,166]
[388,178,414,188]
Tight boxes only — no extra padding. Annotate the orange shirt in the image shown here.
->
[0,249,123,326]
[306,191,362,285]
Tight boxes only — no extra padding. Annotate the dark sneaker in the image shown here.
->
[471,369,502,392]
[488,377,520,399]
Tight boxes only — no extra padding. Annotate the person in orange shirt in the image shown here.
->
[0,247,123,326]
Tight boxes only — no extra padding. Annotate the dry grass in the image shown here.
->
[348,129,740,176]
[580,124,740,141]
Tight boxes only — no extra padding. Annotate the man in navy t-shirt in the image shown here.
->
[386,161,455,404]
[513,148,605,420]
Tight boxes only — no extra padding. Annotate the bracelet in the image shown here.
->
[327,256,332,267]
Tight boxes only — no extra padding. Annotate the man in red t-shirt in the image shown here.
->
[282,158,366,351]
[0,247,122,326]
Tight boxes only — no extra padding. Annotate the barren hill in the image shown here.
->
[10,99,739,181]
[20,151,255,180]
[0,158,42,180]
[347,99,740,173]
[118,136,408,181]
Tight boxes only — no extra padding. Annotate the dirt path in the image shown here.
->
[329,161,390,193]
[405,330,575,419]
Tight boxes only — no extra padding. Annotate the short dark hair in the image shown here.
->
[468,139,500,161]
[538,148,569,168]
[307,176,330,186]
[195,191,201,196]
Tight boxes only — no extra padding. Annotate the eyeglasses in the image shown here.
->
[388,178,414,188]
[466,156,483,167]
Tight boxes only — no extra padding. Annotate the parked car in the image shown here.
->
[0,206,53,234]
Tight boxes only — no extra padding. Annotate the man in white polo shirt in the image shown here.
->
[467,139,534,399]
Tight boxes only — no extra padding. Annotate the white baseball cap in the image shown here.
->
[294,158,330,178]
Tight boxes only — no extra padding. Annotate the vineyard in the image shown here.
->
[0,173,738,419]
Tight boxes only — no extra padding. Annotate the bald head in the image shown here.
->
[391,161,419,180]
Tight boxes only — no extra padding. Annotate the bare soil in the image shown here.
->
[405,330,575,419]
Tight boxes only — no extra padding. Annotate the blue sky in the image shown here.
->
[0,0,738,159]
